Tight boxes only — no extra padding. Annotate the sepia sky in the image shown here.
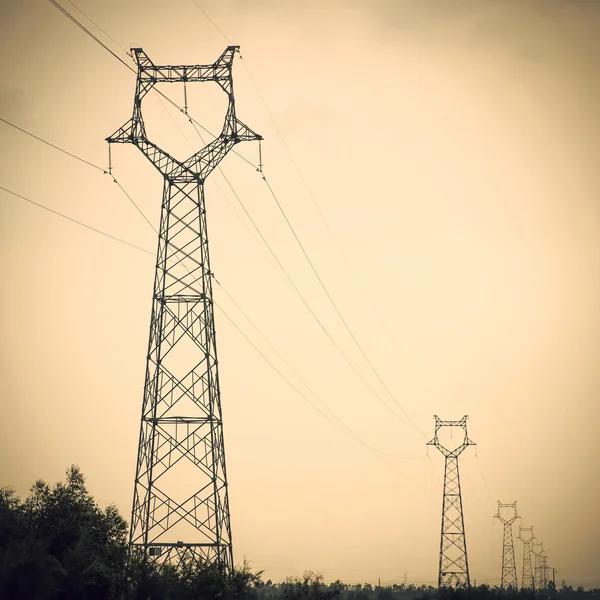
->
[1,0,599,588]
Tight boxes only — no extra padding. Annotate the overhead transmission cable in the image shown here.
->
[191,1,426,438]
[40,1,427,444]
[0,116,158,237]
[0,185,340,435]
[185,110,415,429]
[262,174,425,437]
[0,112,422,460]
[189,0,404,337]
[0,117,106,173]
[64,0,131,57]
[0,114,348,439]
[1,113,427,465]
[48,0,134,73]
[46,0,415,432]
[0,186,153,256]
[0,184,425,467]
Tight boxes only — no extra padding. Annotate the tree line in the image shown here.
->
[1,467,598,600]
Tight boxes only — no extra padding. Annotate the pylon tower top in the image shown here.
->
[518,525,535,544]
[427,415,475,458]
[495,501,519,524]
[107,46,261,181]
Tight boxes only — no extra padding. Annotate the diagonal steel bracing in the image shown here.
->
[107,46,261,571]
[427,416,475,588]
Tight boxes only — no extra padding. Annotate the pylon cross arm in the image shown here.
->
[106,46,261,180]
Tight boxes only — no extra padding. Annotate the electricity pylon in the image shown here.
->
[517,526,535,590]
[427,415,475,588]
[107,47,260,571]
[541,555,550,589]
[532,541,546,589]
[494,501,519,589]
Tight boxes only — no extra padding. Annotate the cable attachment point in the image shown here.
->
[107,142,113,176]
[183,79,188,116]
[257,139,263,173]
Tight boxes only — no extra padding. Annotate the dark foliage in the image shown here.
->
[0,466,128,600]
[1,468,599,600]
[255,579,600,600]
[0,467,261,600]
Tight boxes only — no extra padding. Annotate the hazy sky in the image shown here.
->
[1,0,599,588]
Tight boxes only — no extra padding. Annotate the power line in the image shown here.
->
[0,115,160,239]
[15,5,423,445]
[214,301,370,446]
[48,0,135,73]
[215,276,425,462]
[181,115,414,429]
[191,0,232,44]
[64,0,131,57]
[0,53,433,486]
[219,166,412,425]
[112,165,425,462]
[214,277,348,429]
[0,186,153,255]
[1,183,425,468]
[4,79,410,442]
[42,3,405,433]
[111,177,157,234]
[191,1,425,437]
[262,173,425,437]
[0,117,106,172]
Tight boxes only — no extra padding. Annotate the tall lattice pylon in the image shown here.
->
[494,501,519,589]
[532,541,546,589]
[107,46,261,571]
[427,415,475,588]
[517,526,535,590]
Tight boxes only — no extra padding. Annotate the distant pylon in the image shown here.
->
[494,501,519,589]
[540,555,550,589]
[517,526,535,590]
[532,541,545,589]
[427,415,475,588]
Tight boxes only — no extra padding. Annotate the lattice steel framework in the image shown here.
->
[427,415,475,588]
[107,46,260,571]
[494,501,519,589]
[517,526,535,590]
[541,555,551,589]
[532,541,546,589]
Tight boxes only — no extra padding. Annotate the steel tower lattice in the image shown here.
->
[494,501,519,589]
[517,526,535,590]
[107,46,261,571]
[427,415,475,588]
[532,541,546,589]
[540,555,551,589]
